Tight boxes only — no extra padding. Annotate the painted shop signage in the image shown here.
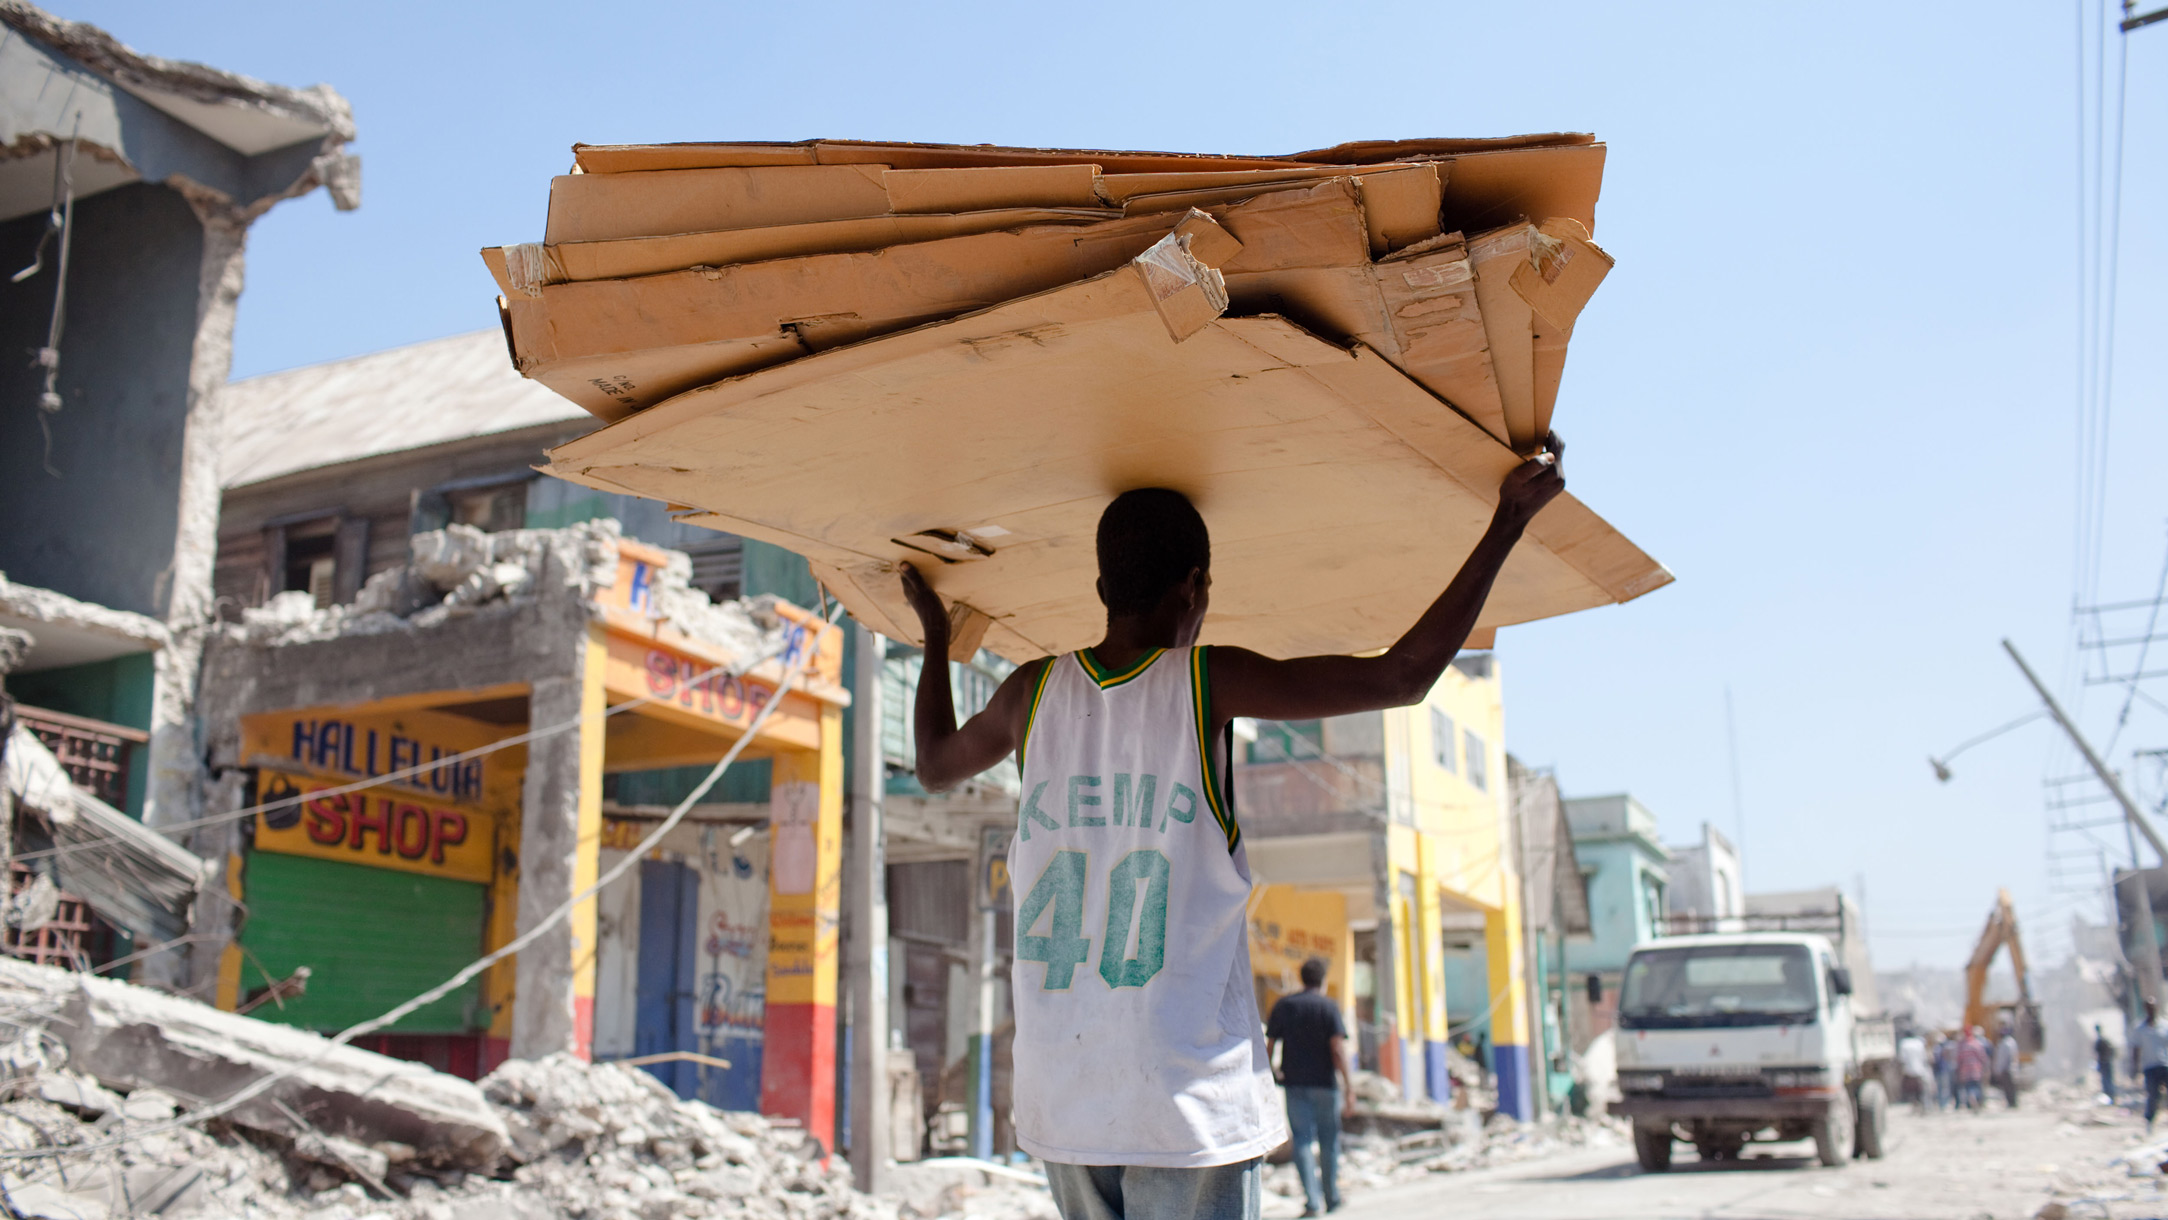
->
[254,769,497,885]
[241,706,523,813]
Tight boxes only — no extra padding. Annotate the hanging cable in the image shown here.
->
[2103,535,2168,757]
[0,601,844,1163]
[2086,26,2131,606]
[10,114,80,478]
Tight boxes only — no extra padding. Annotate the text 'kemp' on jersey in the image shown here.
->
[1017,773,1204,838]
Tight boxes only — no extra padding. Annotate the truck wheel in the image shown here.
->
[1853,1080,1888,1160]
[1813,1096,1855,1168]
[1633,1123,1673,1172]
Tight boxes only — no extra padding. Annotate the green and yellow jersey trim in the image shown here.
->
[1188,645,1240,853]
[1076,646,1167,690]
[1016,657,1058,777]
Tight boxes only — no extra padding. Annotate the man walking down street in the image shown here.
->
[1956,1026,1990,1111]
[1992,1024,2020,1109]
[2133,999,2168,1132]
[1266,959,1353,1217]
[2095,1024,2118,1102]
[1898,1030,1932,1114]
[1933,1034,1957,1111]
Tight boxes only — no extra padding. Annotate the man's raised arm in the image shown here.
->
[899,565,1046,792]
[1212,435,1568,723]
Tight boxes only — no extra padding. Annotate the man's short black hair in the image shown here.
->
[1299,957,1328,989]
[1096,488,1210,616]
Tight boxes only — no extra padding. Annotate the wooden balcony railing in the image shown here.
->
[15,704,147,811]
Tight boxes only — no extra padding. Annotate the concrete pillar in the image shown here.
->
[1371,832,1401,1089]
[1485,897,1534,1120]
[762,703,844,1148]
[845,624,890,1189]
[512,628,606,1059]
[1412,856,1449,1104]
[145,212,247,834]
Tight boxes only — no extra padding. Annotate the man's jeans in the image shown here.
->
[1284,1086,1342,1214]
[2144,1065,2168,1126]
[1043,1159,1261,1220]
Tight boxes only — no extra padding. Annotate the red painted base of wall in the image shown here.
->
[575,995,595,1061]
[760,1001,835,1152]
[482,1037,511,1077]
[351,1034,483,1080]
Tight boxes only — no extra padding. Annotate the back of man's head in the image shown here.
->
[1097,488,1210,615]
[1299,957,1328,990]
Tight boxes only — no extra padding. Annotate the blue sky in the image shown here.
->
[59,1,2168,973]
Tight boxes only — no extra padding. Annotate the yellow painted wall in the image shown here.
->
[1250,885,1352,1027]
[1378,659,1529,1048]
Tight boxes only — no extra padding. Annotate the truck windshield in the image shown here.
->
[1617,943,1819,1029]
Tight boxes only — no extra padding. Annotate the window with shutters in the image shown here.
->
[447,482,527,532]
[1429,707,1457,773]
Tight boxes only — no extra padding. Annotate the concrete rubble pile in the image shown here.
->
[229,520,782,663]
[0,959,896,1220]
[1245,1068,1625,1202]
[495,135,1672,666]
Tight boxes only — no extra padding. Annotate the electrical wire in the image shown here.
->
[2086,25,2131,605]
[2102,535,2168,757]
[0,603,842,1164]
[10,625,824,870]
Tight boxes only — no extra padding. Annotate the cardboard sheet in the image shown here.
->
[507,185,1382,419]
[543,165,895,244]
[1438,143,1606,236]
[1467,225,1538,449]
[482,207,1121,296]
[541,264,1669,662]
[882,164,1103,212]
[505,211,1219,418]
[575,140,1337,176]
[1094,164,1412,204]
[570,133,1593,175]
[1512,218,1614,441]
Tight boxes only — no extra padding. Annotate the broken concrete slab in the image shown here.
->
[0,957,509,1167]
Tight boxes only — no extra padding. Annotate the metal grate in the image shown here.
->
[683,536,744,601]
[16,704,147,810]
[4,864,96,968]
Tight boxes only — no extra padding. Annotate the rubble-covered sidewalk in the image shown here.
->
[0,959,890,1220]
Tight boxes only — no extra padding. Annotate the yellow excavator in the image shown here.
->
[1961,888,2043,1061]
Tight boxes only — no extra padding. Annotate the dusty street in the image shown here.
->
[1336,1091,2166,1220]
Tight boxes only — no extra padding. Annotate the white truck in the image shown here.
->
[1610,909,1896,1171]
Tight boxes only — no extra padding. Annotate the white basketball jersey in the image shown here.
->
[1007,645,1285,1168]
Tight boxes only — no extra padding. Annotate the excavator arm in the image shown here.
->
[1961,888,2042,1059]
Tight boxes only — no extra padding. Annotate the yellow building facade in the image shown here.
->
[1240,655,1532,1116]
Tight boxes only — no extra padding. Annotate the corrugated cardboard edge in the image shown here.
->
[569,133,1593,175]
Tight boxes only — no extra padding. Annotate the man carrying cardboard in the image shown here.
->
[902,440,1566,1220]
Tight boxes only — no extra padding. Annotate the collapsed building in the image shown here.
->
[0,0,355,993]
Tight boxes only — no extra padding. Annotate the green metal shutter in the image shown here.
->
[239,853,487,1033]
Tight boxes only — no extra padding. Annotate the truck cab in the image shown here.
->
[1611,930,1893,1171]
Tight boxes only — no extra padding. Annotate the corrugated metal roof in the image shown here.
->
[219,331,591,489]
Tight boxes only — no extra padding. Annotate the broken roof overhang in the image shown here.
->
[0,1,358,224]
[4,723,211,944]
[0,572,168,672]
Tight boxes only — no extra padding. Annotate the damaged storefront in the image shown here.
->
[189,525,850,1140]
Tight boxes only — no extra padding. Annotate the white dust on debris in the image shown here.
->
[0,1034,900,1219]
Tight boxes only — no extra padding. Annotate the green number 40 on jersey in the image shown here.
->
[1016,848,1171,990]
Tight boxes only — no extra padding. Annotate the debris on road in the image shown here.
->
[0,959,898,1219]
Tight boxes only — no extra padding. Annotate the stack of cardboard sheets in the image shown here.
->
[490,136,1671,662]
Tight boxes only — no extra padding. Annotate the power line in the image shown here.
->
[0,603,844,1164]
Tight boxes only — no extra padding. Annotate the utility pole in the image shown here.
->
[846,623,890,1191]
[2003,639,2165,1004]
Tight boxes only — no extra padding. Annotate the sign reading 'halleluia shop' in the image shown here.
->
[241,705,519,885]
